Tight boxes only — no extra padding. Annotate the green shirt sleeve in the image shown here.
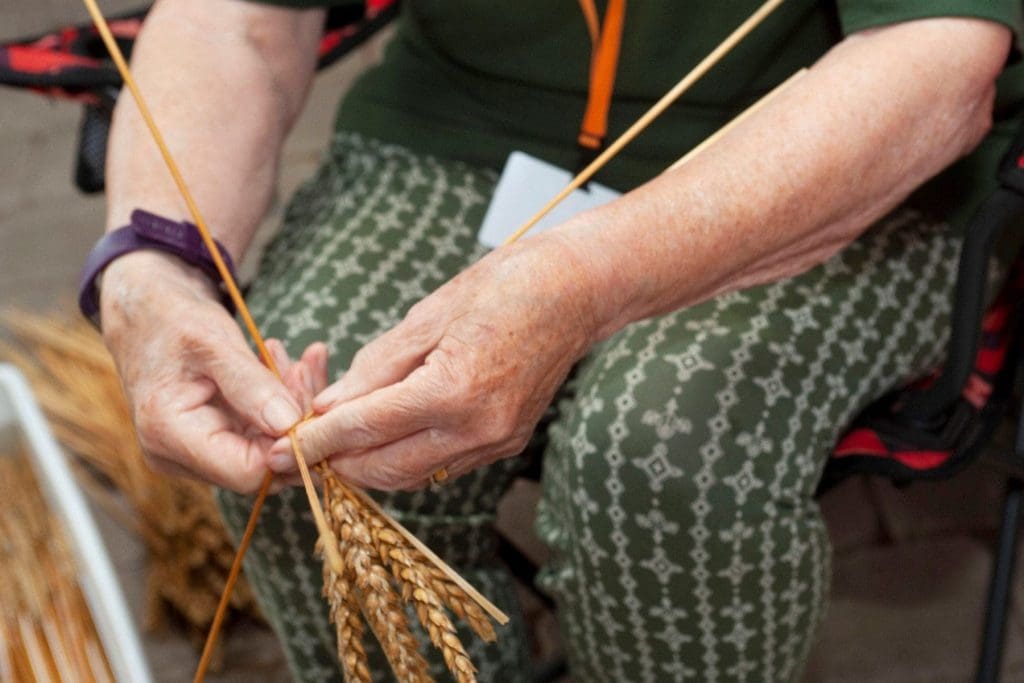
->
[836,0,1024,39]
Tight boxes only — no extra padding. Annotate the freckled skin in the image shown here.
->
[99,1,1010,492]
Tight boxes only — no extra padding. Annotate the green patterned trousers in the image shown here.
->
[217,133,961,682]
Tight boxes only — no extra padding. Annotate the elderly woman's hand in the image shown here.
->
[100,251,327,493]
[267,234,605,490]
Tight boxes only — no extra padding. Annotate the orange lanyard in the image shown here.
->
[576,0,626,152]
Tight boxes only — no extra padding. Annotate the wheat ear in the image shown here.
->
[392,562,479,683]
[322,561,371,683]
[358,501,497,644]
[336,492,478,683]
[421,565,497,644]
[325,477,432,682]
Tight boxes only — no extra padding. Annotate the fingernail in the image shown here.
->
[263,396,300,433]
[313,384,344,412]
[312,391,332,412]
[269,452,295,472]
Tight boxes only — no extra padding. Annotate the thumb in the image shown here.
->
[313,325,433,411]
[204,342,302,436]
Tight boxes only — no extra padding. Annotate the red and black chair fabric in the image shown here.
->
[821,255,1023,491]
[820,119,1024,496]
[0,1,400,193]
[819,122,1024,683]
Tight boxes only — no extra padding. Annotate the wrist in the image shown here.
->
[104,250,220,300]
[80,210,238,329]
[535,231,621,347]
[99,251,222,336]
[543,222,631,344]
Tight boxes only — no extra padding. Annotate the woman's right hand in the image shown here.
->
[99,250,320,493]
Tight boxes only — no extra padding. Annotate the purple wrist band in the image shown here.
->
[78,209,238,327]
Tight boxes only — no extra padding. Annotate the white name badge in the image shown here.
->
[477,151,621,249]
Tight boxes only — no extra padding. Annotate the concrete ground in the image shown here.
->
[4,4,1024,682]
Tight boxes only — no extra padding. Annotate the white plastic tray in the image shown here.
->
[0,363,153,683]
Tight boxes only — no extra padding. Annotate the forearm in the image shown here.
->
[82,2,327,490]
[561,17,1011,339]
[104,0,324,261]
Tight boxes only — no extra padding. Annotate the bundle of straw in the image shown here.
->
[2,309,503,680]
[0,451,116,682]
[0,310,261,661]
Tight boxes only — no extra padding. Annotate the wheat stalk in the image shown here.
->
[362,505,497,644]
[1,309,262,660]
[0,451,116,682]
[336,491,476,678]
[353,499,484,682]
[382,547,478,683]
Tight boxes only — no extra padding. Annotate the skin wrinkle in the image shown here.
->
[293,290,565,483]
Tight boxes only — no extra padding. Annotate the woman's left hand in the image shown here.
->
[267,233,604,490]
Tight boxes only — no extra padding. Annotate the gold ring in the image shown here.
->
[430,467,449,485]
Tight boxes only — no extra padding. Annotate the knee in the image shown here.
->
[554,329,813,513]
[535,317,830,597]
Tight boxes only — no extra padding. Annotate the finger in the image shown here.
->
[437,443,526,483]
[265,338,292,376]
[282,362,314,415]
[324,428,510,491]
[202,337,302,436]
[301,342,330,394]
[301,364,316,412]
[325,429,443,490]
[159,404,274,493]
[313,323,436,411]
[326,419,530,490]
[268,379,437,473]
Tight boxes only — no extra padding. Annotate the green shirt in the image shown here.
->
[255,0,1024,234]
